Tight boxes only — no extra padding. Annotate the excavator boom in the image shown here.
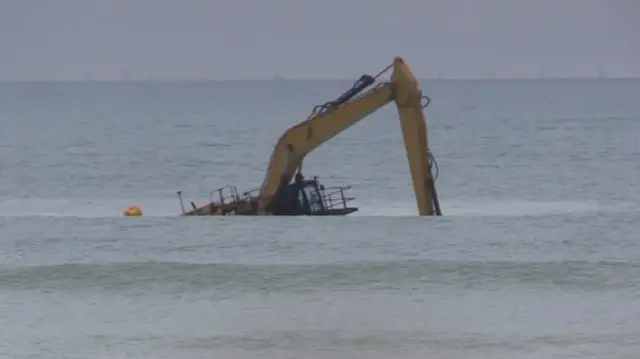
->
[256,82,393,213]
[256,57,441,216]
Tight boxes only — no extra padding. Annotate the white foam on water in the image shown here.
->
[1,197,636,218]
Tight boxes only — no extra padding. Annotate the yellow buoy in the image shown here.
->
[124,205,143,217]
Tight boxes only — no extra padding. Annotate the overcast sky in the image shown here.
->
[0,0,638,80]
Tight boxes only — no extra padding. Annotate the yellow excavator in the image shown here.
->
[177,56,442,216]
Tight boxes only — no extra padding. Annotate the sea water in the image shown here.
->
[1,78,639,358]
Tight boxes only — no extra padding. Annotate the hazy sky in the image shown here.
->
[0,0,638,80]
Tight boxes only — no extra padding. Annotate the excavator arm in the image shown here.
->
[257,57,442,216]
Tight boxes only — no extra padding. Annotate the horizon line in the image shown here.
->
[1,76,638,83]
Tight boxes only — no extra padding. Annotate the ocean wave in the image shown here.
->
[1,259,638,293]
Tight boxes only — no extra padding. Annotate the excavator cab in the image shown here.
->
[177,174,357,216]
[272,173,358,216]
